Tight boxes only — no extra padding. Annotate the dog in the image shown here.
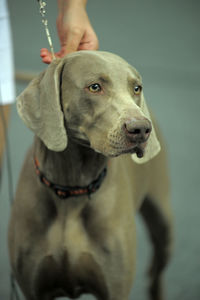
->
[8,51,173,300]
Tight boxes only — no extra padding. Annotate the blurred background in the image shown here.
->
[0,0,200,299]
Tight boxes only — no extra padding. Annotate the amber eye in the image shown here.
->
[134,85,142,95]
[88,83,102,93]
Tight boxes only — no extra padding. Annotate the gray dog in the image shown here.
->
[8,51,173,300]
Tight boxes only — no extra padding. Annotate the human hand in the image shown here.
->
[40,0,99,64]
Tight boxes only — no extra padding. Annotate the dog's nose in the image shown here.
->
[124,118,152,143]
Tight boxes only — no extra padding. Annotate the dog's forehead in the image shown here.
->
[62,51,141,84]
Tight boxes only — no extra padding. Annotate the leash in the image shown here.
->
[37,0,56,60]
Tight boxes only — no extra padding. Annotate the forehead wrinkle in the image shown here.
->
[83,73,112,85]
[127,75,142,86]
[98,75,111,84]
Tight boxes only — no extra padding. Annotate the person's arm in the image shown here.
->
[40,0,99,64]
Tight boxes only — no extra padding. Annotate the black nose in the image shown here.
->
[124,118,152,143]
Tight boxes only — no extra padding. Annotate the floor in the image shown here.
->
[0,0,200,299]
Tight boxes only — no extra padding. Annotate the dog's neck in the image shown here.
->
[34,137,107,187]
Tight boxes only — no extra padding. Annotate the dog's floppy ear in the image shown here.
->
[131,93,161,164]
[17,59,67,151]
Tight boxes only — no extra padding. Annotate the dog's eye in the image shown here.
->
[88,83,102,93]
[134,85,142,95]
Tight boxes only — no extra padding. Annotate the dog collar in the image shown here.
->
[34,157,107,199]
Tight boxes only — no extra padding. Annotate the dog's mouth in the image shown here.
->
[103,142,147,158]
[67,128,146,159]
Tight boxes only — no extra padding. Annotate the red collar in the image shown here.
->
[34,157,107,199]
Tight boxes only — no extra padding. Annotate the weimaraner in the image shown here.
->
[8,51,173,300]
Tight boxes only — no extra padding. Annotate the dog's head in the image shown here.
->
[17,51,160,163]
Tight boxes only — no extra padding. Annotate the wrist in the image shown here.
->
[57,0,87,14]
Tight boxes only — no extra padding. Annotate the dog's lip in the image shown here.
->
[120,147,143,157]
[118,142,147,157]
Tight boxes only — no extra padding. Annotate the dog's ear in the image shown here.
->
[131,93,161,164]
[17,59,67,151]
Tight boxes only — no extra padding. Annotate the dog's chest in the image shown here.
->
[36,210,109,299]
[47,211,91,261]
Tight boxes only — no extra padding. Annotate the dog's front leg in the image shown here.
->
[96,219,137,300]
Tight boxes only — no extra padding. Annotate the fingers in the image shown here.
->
[40,48,53,64]
[62,25,99,54]
[40,27,84,64]
[78,34,99,51]
[60,27,84,56]
[40,27,99,64]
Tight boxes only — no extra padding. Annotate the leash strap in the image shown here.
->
[34,158,107,199]
[37,0,55,60]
